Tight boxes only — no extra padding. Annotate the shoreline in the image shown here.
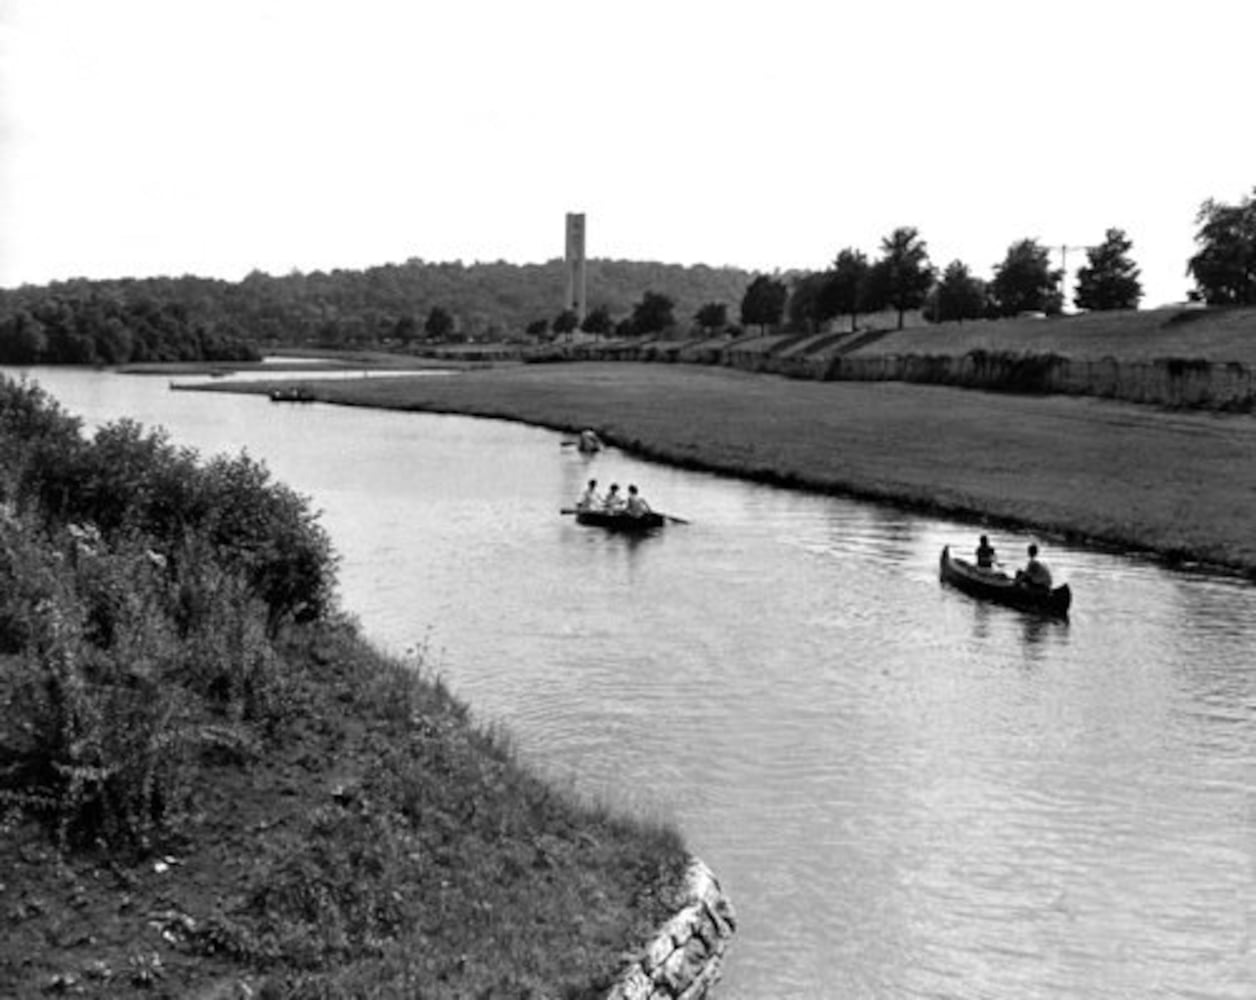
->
[191,362,1256,579]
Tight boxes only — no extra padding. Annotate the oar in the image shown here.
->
[662,513,689,525]
[559,507,579,515]
[560,441,577,448]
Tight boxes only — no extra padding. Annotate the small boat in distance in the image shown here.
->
[561,429,604,453]
[939,545,1071,618]
[270,386,315,403]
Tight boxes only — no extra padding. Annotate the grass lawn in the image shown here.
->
[204,362,1256,575]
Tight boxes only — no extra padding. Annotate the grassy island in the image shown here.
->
[0,377,687,999]
[203,318,1256,577]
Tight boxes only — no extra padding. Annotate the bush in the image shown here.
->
[0,375,337,846]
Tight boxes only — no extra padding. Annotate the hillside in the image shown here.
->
[0,258,761,355]
[850,305,1256,364]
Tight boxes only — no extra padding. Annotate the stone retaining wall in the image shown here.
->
[606,857,736,1000]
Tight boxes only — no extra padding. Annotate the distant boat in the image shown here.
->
[561,429,604,453]
[270,387,315,403]
[939,545,1071,617]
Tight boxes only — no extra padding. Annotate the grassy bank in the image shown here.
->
[854,304,1256,364]
[207,362,1256,576]
[0,377,687,998]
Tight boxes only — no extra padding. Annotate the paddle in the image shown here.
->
[560,441,577,448]
[663,514,690,525]
[559,507,578,515]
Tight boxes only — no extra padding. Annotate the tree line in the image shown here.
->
[2,188,1253,362]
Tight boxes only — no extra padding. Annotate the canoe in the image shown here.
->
[939,545,1071,617]
[574,509,666,532]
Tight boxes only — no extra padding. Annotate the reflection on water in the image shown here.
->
[6,365,1255,1000]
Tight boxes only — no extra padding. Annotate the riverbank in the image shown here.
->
[0,376,697,998]
[200,362,1256,576]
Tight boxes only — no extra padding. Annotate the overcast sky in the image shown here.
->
[2,0,1253,307]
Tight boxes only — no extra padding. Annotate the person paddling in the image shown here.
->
[1015,543,1053,590]
[624,484,652,518]
[603,483,625,511]
[975,534,997,570]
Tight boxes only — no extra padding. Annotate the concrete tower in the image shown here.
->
[564,212,587,323]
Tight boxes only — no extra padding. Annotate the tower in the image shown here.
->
[564,212,587,323]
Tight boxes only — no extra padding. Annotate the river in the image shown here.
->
[6,366,1254,999]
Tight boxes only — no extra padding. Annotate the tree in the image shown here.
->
[424,306,454,341]
[629,291,675,336]
[552,309,579,335]
[393,314,419,344]
[989,239,1063,317]
[0,311,49,363]
[580,305,613,335]
[525,318,549,338]
[694,302,728,335]
[739,275,787,334]
[1074,228,1143,311]
[870,227,933,329]
[785,272,828,332]
[1187,189,1256,305]
[818,249,873,332]
[926,260,988,323]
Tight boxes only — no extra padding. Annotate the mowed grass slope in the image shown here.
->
[852,305,1256,363]
[216,362,1256,574]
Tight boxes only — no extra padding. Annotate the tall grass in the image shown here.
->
[0,375,334,847]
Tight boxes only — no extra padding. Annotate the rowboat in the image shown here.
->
[573,509,666,532]
[939,545,1071,617]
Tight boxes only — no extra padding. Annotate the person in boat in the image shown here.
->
[603,483,625,511]
[1015,543,1053,590]
[624,484,652,518]
[975,534,997,570]
[577,478,602,511]
[579,429,602,452]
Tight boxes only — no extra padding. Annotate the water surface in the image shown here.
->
[8,366,1254,999]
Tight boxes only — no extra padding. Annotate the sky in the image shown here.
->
[2,0,1254,307]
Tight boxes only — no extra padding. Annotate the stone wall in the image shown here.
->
[606,857,736,1000]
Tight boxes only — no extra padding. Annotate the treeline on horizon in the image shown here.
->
[2,186,1253,363]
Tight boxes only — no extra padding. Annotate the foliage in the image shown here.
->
[581,304,614,334]
[423,305,455,342]
[552,308,579,335]
[1187,188,1256,305]
[694,301,728,334]
[739,275,788,334]
[869,227,934,329]
[818,248,875,332]
[0,289,259,366]
[1074,228,1143,311]
[925,260,988,323]
[0,374,337,846]
[0,516,269,848]
[989,238,1063,317]
[1,259,755,351]
[629,291,676,336]
[785,272,828,333]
